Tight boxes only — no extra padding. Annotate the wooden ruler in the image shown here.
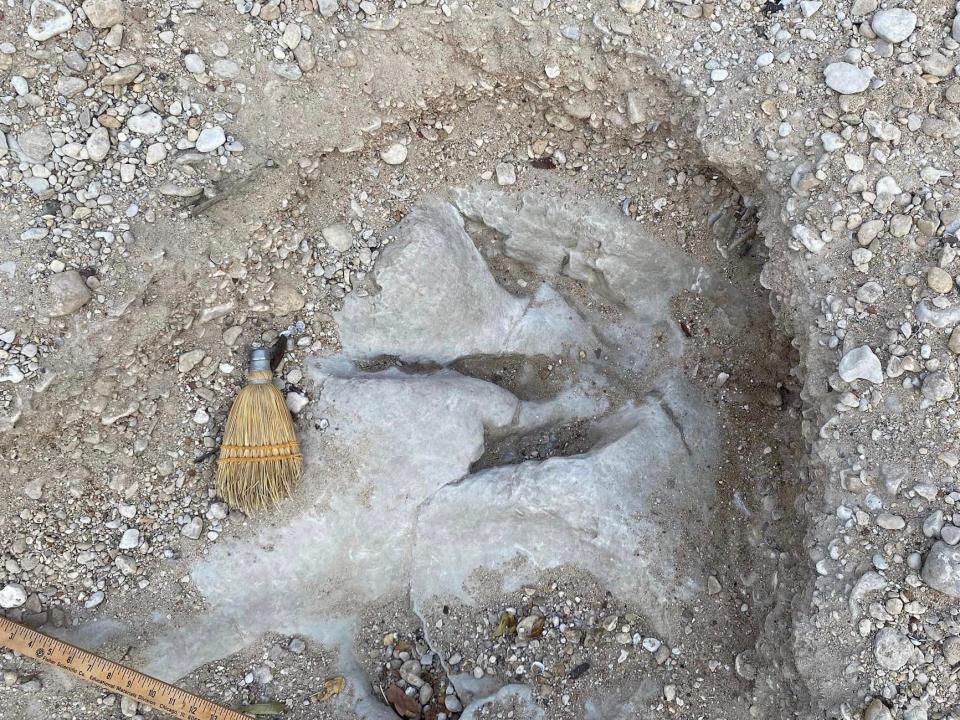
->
[0,615,249,720]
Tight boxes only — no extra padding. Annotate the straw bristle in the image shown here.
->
[216,370,303,513]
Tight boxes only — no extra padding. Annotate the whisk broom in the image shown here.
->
[216,345,303,513]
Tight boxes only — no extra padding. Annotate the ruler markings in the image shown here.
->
[0,616,248,720]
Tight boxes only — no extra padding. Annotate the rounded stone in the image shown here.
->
[824,62,870,95]
[27,0,74,42]
[380,142,408,165]
[0,583,27,609]
[126,112,163,136]
[873,627,915,671]
[871,8,917,44]
[184,53,206,74]
[927,266,954,294]
[195,126,226,153]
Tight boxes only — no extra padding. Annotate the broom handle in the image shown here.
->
[0,616,249,720]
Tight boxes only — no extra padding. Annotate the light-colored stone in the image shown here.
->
[923,541,960,597]
[380,142,408,165]
[46,270,92,316]
[838,345,883,384]
[824,62,870,95]
[871,8,916,44]
[82,0,123,27]
[145,142,167,165]
[618,0,644,13]
[27,0,74,41]
[0,584,27,609]
[195,126,226,153]
[86,126,110,161]
[873,627,916,671]
[119,528,140,549]
[928,267,954,294]
[126,112,163,136]
[322,223,354,253]
[495,162,517,186]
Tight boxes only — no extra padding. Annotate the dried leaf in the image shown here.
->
[239,702,287,716]
[385,684,421,719]
[312,676,346,702]
[493,611,517,639]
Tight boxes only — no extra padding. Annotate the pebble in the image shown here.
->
[871,8,917,44]
[181,517,203,539]
[27,0,74,41]
[81,0,124,28]
[184,54,206,74]
[120,696,138,717]
[943,636,960,665]
[196,126,226,153]
[922,541,960,597]
[0,583,27,609]
[127,112,163,136]
[921,371,955,403]
[178,349,205,373]
[877,513,905,530]
[322,223,354,253]
[281,24,302,50]
[864,699,893,720]
[838,345,883,384]
[928,267,954,294]
[47,270,92,316]
[86,127,110,162]
[824,62,871,95]
[212,59,240,79]
[18,126,54,161]
[873,627,916,671]
[496,162,517,186]
[381,143,408,165]
[618,0,645,13]
[84,591,105,609]
[145,143,167,165]
[286,392,308,413]
[119,528,140,549]
[943,525,960,545]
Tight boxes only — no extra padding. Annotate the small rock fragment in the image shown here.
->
[824,62,871,95]
[873,627,915,671]
[321,223,354,253]
[196,126,226,153]
[922,371,955,402]
[86,127,110,162]
[922,541,960,597]
[127,112,163,136]
[0,584,27,609]
[838,345,883,384]
[47,270,92,316]
[871,8,916,43]
[27,0,74,41]
[928,267,954,294]
[82,0,124,28]
[380,143,407,165]
[496,162,517,186]
[181,517,203,540]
